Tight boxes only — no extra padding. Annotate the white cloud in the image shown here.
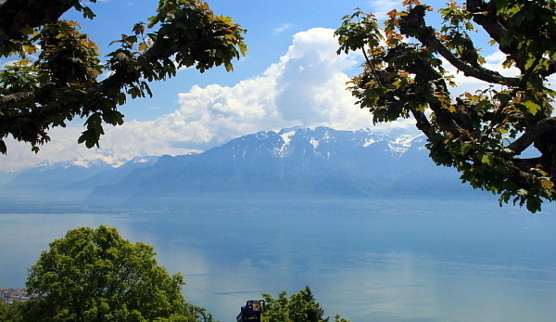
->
[443,50,521,96]
[367,0,403,19]
[1,27,408,171]
[273,23,293,35]
[163,28,381,145]
[1,127,117,171]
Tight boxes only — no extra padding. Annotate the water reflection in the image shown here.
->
[1,198,556,321]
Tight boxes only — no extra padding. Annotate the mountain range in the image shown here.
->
[0,127,483,211]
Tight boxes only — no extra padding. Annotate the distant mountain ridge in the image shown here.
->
[0,127,481,210]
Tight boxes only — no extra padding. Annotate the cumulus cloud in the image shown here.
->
[14,5,551,171]
[161,28,386,146]
[367,0,403,19]
[12,19,550,172]
[113,28,384,148]
[442,49,521,97]
[0,27,406,170]
[1,127,122,170]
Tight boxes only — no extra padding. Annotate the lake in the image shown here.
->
[1,196,556,321]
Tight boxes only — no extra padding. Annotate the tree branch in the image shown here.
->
[398,5,520,87]
[507,117,556,155]
[0,90,37,106]
[0,0,79,46]
[411,109,443,143]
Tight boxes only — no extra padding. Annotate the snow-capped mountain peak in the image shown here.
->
[2,127,472,208]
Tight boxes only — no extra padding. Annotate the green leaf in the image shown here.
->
[82,7,96,19]
[481,154,494,166]
[526,197,542,213]
[125,35,138,44]
[522,100,542,115]
[133,23,145,35]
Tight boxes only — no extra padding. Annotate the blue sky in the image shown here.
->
[71,0,379,121]
[2,0,508,170]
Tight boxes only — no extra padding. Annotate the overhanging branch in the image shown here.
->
[0,0,80,46]
[507,117,556,155]
[398,5,520,87]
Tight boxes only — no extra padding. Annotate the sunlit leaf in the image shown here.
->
[522,100,542,115]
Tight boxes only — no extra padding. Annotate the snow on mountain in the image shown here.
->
[388,133,426,156]
[84,127,473,207]
[269,126,424,159]
[0,156,160,205]
[1,127,476,209]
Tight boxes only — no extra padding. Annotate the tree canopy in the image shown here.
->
[336,0,556,212]
[261,286,349,322]
[23,225,213,321]
[0,0,246,154]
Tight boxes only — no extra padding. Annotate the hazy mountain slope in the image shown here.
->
[87,127,475,207]
[0,127,479,210]
[0,157,158,205]
[1,160,113,203]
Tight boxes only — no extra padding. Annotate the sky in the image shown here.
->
[0,0,515,170]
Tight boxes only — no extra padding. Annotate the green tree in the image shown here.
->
[23,225,214,322]
[336,0,556,212]
[261,286,348,322]
[0,0,246,154]
[0,301,23,322]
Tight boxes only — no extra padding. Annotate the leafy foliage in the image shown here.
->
[336,0,556,212]
[0,0,246,153]
[262,286,348,322]
[23,225,214,321]
[0,301,24,321]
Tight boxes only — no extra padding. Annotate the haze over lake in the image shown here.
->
[2,196,556,321]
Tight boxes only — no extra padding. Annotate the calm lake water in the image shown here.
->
[1,197,556,321]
